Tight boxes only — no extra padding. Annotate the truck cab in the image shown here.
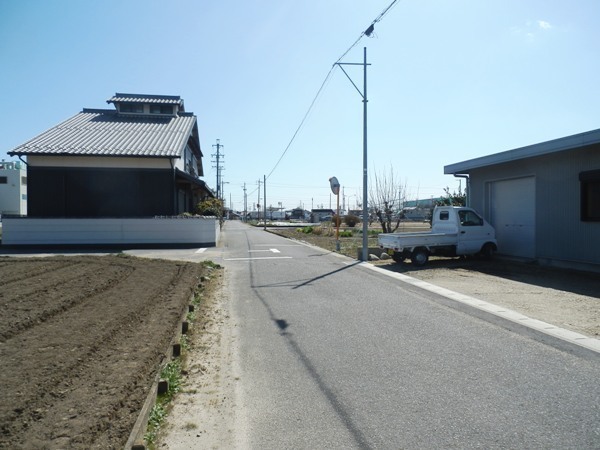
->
[378,206,497,266]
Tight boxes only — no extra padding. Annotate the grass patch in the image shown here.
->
[144,359,183,446]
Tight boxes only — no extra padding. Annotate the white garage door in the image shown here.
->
[490,177,535,258]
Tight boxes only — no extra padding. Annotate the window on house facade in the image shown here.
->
[21,176,27,185]
[0,176,7,184]
[185,146,197,177]
[150,104,173,115]
[580,170,600,221]
[120,103,144,113]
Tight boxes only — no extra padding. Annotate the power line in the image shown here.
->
[334,0,400,65]
[250,0,401,198]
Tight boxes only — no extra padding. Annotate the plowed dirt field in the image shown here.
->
[0,255,212,449]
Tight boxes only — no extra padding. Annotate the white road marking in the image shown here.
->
[253,244,302,247]
[248,248,280,253]
[195,248,207,253]
[224,256,293,261]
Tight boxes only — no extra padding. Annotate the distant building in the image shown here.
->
[445,128,600,272]
[289,208,309,220]
[0,160,27,216]
[401,198,441,221]
[311,208,335,222]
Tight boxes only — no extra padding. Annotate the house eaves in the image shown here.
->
[8,109,197,158]
[445,128,600,174]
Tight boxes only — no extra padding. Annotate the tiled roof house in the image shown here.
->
[8,93,213,218]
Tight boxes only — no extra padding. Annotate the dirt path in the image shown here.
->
[158,265,245,449]
[0,255,209,449]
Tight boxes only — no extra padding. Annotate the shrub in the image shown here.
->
[196,198,224,217]
[344,214,360,227]
[339,230,353,237]
[302,226,314,234]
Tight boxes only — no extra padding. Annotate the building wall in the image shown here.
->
[27,166,174,218]
[29,155,173,169]
[0,161,27,215]
[467,144,600,269]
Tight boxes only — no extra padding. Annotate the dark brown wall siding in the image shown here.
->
[28,167,174,217]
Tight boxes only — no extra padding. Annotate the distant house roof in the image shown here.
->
[311,209,335,214]
[8,108,197,158]
[445,128,600,174]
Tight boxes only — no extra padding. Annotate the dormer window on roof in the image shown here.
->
[120,102,144,114]
[150,104,174,115]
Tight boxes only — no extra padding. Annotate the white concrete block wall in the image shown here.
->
[1,217,219,246]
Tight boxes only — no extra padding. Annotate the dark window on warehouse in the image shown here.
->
[0,176,7,184]
[580,170,600,221]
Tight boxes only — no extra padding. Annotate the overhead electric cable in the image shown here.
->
[250,0,400,197]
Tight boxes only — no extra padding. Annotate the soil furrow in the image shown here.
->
[0,263,135,342]
[0,256,209,449]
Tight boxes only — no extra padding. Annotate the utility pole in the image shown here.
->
[257,179,261,222]
[335,47,369,261]
[212,139,224,199]
[243,183,247,222]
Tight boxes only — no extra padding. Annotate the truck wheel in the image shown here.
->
[391,252,405,263]
[480,243,495,260]
[411,248,429,266]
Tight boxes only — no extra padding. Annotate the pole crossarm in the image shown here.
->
[334,62,371,100]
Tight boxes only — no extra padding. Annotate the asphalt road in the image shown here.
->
[210,221,600,449]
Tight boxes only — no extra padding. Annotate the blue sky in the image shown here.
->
[1,0,599,212]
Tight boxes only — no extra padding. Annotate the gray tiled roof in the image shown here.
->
[9,109,197,158]
[107,93,183,105]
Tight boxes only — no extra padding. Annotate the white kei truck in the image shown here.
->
[378,206,497,266]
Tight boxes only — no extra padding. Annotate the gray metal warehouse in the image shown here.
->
[445,128,600,272]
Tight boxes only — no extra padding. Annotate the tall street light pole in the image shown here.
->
[335,47,370,261]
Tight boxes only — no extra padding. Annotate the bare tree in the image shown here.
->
[369,166,408,233]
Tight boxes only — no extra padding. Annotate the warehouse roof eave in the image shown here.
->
[444,127,600,174]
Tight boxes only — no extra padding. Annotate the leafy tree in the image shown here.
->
[436,185,466,207]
